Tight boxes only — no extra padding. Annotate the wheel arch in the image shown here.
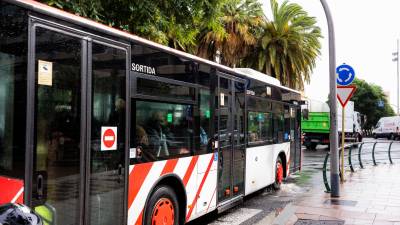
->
[277,151,287,178]
[143,173,187,225]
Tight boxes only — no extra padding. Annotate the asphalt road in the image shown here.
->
[188,137,400,225]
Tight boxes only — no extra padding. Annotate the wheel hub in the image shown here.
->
[152,198,174,225]
[277,162,284,184]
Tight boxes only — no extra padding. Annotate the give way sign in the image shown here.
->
[337,85,356,107]
[101,127,117,151]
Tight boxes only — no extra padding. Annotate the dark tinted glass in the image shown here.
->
[89,43,126,225]
[136,78,195,101]
[274,113,285,143]
[0,2,27,184]
[284,106,292,142]
[198,64,211,86]
[133,101,194,162]
[198,89,212,154]
[248,112,273,145]
[247,96,272,112]
[33,27,82,225]
[131,44,195,83]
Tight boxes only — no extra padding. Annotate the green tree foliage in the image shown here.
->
[243,0,322,89]
[41,0,225,51]
[197,0,264,67]
[352,78,395,129]
[40,0,321,90]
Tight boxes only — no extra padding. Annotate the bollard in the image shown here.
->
[349,142,362,172]
[358,142,364,169]
[372,142,378,166]
[323,152,331,193]
[388,141,394,164]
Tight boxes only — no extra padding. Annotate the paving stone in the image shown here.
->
[294,219,345,225]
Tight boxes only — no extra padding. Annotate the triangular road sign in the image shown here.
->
[337,85,356,107]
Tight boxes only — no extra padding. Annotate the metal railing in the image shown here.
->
[322,141,400,193]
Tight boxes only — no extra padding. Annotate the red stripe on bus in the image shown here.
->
[128,162,153,209]
[15,192,24,204]
[135,210,144,225]
[134,159,178,225]
[0,176,24,205]
[182,156,199,187]
[186,155,214,221]
[161,158,179,175]
[206,188,217,213]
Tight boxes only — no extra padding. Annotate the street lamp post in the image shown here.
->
[392,40,399,115]
[319,0,340,197]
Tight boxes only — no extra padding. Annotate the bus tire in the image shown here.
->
[144,185,179,225]
[273,158,284,190]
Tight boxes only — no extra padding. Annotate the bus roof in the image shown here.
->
[10,0,300,95]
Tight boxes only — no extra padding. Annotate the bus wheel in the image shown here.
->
[145,185,179,225]
[273,158,284,190]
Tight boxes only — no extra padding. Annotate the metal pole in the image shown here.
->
[341,106,345,182]
[320,0,340,197]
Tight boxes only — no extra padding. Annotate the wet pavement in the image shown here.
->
[188,138,400,225]
[283,163,400,225]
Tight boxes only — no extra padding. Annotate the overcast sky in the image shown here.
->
[261,0,400,111]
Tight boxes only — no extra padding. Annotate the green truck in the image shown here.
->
[301,112,330,150]
[301,100,363,150]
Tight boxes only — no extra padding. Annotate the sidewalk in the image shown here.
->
[276,164,400,225]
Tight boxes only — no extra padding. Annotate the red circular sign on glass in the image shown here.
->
[103,128,116,148]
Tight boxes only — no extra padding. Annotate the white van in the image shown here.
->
[372,116,400,139]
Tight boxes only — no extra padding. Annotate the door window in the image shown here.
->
[33,27,83,225]
[89,42,127,225]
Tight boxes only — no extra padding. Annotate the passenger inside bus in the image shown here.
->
[134,101,193,162]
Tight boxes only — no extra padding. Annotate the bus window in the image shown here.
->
[131,44,195,83]
[0,2,27,202]
[284,106,291,141]
[136,78,195,101]
[198,89,212,154]
[133,101,194,162]
[247,112,273,145]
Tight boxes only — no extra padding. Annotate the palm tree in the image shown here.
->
[197,0,264,67]
[244,0,322,89]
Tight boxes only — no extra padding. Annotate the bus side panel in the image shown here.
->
[245,142,290,196]
[0,176,24,204]
[245,145,273,195]
[194,152,218,218]
[286,143,291,177]
[127,153,217,225]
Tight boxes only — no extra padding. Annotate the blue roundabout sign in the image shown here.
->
[336,64,355,86]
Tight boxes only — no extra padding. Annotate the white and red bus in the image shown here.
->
[0,1,302,224]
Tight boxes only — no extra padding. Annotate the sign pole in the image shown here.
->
[341,106,345,182]
[337,86,357,183]
[320,0,340,198]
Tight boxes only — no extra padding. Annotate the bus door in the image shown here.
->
[293,107,302,171]
[217,75,246,204]
[28,21,129,225]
